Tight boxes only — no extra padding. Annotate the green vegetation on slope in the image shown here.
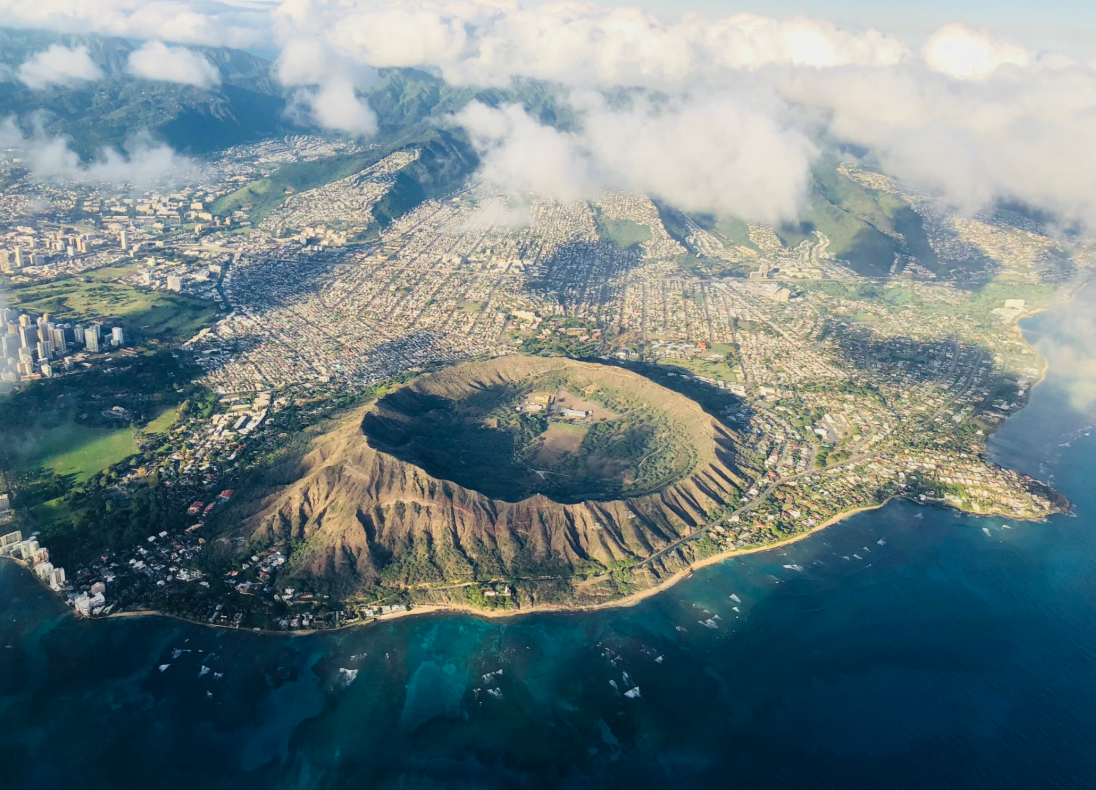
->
[690,214,760,253]
[367,69,579,135]
[0,28,289,158]
[210,152,379,224]
[212,128,478,228]
[775,161,938,276]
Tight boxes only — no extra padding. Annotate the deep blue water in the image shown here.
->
[4,292,1096,789]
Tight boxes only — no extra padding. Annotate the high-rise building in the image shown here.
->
[1,334,17,359]
[111,327,125,347]
[167,275,183,292]
[49,327,67,355]
[18,324,37,348]
[84,327,101,353]
[18,314,32,328]
[40,363,52,377]
[36,340,51,360]
[14,248,23,268]
[120,230,129,251]
[0,250,10,273]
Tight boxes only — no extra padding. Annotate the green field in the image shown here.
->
[596,216,652,250]
[141,406,180,434]
[690,215,760,253]
[1,277,219,341]
[656,344,739,382]
[6,418,136,482]
[83,261,144,282]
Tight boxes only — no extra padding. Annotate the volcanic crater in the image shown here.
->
[242,357,752,605]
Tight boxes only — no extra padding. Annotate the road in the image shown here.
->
[633,445,880,570]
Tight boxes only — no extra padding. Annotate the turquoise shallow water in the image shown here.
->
[4,291,1096,789]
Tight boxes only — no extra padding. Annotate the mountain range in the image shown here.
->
[0,27,947,274]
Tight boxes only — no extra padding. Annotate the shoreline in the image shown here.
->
[1014,277,1089,392]
[100,495,1050,634]
[37,278,1092,636]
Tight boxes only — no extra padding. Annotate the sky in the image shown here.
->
[572,0,1096,57]
[1,0,1094,230]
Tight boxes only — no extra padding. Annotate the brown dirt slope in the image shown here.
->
[241,357,750,601]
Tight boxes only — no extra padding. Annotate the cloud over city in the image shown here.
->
[0,119,201,186]
[455,93,817,224]
[2,0,1095,227]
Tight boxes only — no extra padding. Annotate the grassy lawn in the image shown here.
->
[83,261,144,282]
[9,405,182,483]
[9,418,137,482]
[2,278,219,341]
[596,217,652,250]
[657,350,738,382]
[141,406,179,435]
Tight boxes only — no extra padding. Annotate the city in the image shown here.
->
[0,131,1088,627]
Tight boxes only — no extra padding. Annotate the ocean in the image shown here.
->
[3,289,1096,789]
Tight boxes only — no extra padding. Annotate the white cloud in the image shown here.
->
[276,36,379,134]
[454,95,816,224]
[275,2,1096,229]
[275,1,910,89]
[923,23,1032,80]
[456,102,596,203]
[0,118,201,187]
[0,0,270,49]
[780,60,1096,227]
[17,45,103,89]
[295,79,379,135]
[4,1,1096,231]
[582,94,816,222]
[127,41,221,87]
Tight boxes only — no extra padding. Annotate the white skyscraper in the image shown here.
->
[111,327,124,346]
[84,327,100,353]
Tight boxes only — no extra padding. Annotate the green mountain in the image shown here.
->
[366,68,578,135]
[772,160,938,276]
[210,127,479,227]
[0,28,940,275]
[0,28,290,157]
